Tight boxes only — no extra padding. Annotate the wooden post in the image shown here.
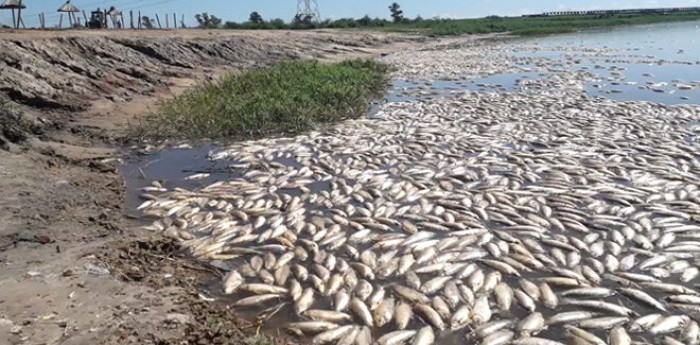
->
[68,12,73,27]
[173,13,176,28]
[16,0,23,29]
[11,9,16,29]
[181,14,185,28]
[59,13,63,29]
[82,10,88,27]
[129,10,133,29]
[155,13,162,29]
[138,11,142,29]
[165,14,169,28]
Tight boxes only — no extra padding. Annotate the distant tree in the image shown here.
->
[249,11,264,24]
[224,21,241,29]
[195,12,222,29]
[269,18,287,29]
[389,3,404,23]
[358,15,372,26]
[141,15,155,29]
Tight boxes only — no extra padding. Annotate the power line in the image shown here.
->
[296,0,320,22]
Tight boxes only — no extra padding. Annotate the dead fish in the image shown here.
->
[650,315,689,335]
[350,298,374,327]
[223,270,244,294]
[393,285,430,304]
[395,302,413,330]
[286,321,339,334]
[472,295,492,324]
[547,311,598,325]
[564,325,606,345]
[480,330,514,345]
[377,330,416,345]
[414,304,445,330]
[494,282,513,311]
[312,325,355,345]
[334,289,350,312]
[232,294,281,307]
[609,326,632,345]
[412,327,434,345]
[578,316,629,330]
[619,287,667,311]
[473,319,514,339]
[239,283,288,295]
[296,288,315,314]
[304,309,353,323]
[374,297,396,327]
[517,312,545,336]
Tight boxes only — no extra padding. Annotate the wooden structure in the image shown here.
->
[58,0,80,28]
[107,6,124,28]
[0,0,26,29]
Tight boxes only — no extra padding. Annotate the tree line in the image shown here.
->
[193,3,421,29]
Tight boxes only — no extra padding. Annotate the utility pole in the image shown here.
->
[296,0,321,23]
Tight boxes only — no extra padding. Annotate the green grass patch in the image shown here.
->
[135,59,390,140]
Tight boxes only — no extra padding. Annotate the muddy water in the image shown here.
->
[121,145,233,217]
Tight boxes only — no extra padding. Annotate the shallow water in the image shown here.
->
[121,145,231,216]
[516,21,700,104]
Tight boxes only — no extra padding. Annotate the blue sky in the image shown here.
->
[2,0,700,28]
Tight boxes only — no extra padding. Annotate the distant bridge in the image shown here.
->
[523,6,700,17]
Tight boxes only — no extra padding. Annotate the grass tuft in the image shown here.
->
[0,100,29,146]
[244,335,276,345]
[134,59,390,141]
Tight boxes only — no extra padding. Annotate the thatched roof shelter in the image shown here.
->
[0,0,26,10]
[1,0,26,29]
[58,0,80,13]
[57,1,81,28]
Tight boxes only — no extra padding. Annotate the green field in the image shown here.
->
[222,12,700,36]
[134,60,390,140]
[397,13,700,36]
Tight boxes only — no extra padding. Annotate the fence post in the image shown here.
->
[82,10,88,27]
[16,0,23,29]
[138,11,142,29]
[155,13,162,29]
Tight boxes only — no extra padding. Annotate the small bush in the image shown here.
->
[0,101,29,145]
[135,59,390,140]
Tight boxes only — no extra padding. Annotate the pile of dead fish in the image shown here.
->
[137,39,700,345]
[138,88,700,345]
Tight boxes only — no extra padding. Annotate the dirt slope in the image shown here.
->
[0,29,424,345]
